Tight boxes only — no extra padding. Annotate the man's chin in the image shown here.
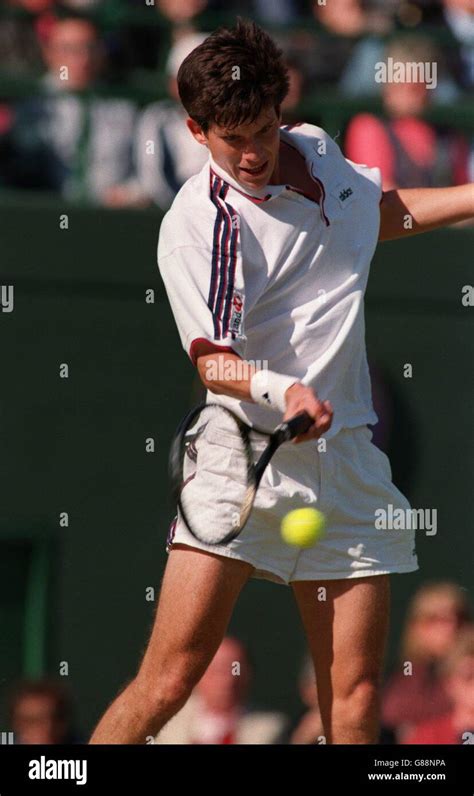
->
[237,162,270,190]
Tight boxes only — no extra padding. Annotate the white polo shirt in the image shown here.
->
[157,122,382,437]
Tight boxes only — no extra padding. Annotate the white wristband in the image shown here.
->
[250,369,299,413]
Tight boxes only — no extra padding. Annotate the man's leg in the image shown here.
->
[89,544,254,744]
[291,575,390,744]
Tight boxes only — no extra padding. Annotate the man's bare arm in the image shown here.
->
[197,350,255,400]
[378,184,474,242]
[195,349,333,441]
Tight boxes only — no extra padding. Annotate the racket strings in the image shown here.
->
[177,406,256,544]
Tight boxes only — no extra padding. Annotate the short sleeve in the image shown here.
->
[158,244,246,366]
[344,158,383,203]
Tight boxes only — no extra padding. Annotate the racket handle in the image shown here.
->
[275,411,313,443]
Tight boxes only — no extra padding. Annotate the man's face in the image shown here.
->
[188,106,281,191]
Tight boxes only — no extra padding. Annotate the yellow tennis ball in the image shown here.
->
[281,508,326,548]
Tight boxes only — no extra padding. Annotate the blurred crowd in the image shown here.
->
[0,0,473,206]
[6,580,473,744]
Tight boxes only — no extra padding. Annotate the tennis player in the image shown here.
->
[90,19,474,744]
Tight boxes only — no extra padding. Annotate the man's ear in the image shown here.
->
[186,118,208,147]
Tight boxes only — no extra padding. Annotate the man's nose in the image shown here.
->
[242,140,265,161]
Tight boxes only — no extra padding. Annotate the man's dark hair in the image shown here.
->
[177,18,290,133]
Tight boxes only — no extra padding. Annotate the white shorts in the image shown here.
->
[166,424,419,585]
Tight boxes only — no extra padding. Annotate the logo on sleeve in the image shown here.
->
[339,187,353,202]
[332,181,356,209]
[230,290,244,336]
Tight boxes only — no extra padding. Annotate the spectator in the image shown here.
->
[1,16,137,203]
[439,1,474,186]
[280,52,306,123]
[6,0,53,11]
[345,35,469,189]
[250,0,306,25]
[442,0,474,90]
[40,15,104,90]
[155,637,288,743]
[403,626,474,744]
[8,678,81,744]
[156,0,210,25]
[337,6,459,100]
[105,31,209,209]
[309,0,392,88]
[0,0,50,75]
[382,581,471,742]
[60,0,105,8]
[315,0,391,37]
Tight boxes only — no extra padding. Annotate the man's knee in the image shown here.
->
[333,676,380,722]
[133,665,196,719]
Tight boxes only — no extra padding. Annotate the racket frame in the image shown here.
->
[169,402,312,545]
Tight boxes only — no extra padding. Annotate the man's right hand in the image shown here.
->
[283,383,333,443]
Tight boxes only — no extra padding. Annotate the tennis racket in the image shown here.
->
[169,402,312,545]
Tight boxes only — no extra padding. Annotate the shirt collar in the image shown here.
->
[208,152,287,202]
